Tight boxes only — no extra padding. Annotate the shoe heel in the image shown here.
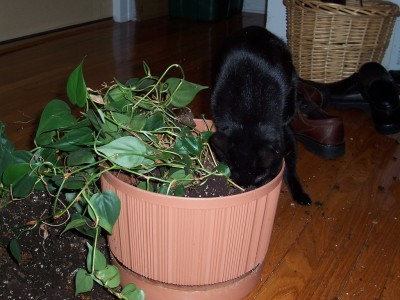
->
[295,134,345,159]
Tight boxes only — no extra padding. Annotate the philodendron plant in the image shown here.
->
[0,61,232,299]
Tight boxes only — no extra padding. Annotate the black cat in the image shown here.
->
[209,26,311,206]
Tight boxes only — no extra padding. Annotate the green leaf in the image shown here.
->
[158,184,173,195]
[170,168,187,180]
[214,163,231,177]
[174,135,203,156]
[61,217,88,235]
[97,136,154,168]
[69,212,97,238]
[125,78,139,87]
[48,127,94,152]
[67,60,87,107]
[0,122,15,177]
[106,98,131,113]
[200,130,214,143]
[75,268,94,296]
[67,149,95,166]
[35,131,56,146]
[121,284,145,300]
[51,174,85,190]
[130,114,147,131]
[88,191,120,234]
[112,112,133,127]
[87,109,104,133]
[169,168,193,186]
[102,119,120,138]
[12,150,32,163]
[111,112,146,131]
[107,85,126,102]
[181,136,203,156]
[86,243,107,272]
[143,113,164,131]
[137,181,154,192]
[166,78,207,108]
[2,163,38,198]
[35,99,77,144]
[32,148,58,165]
[174,185,185,196]
[96,265,120,288]
[9,239,21,263]
[180,154,192,169]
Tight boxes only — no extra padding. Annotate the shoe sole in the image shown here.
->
[328,101,371,112]
[294,134,345,159]
[374,122,400,135]
[329,102,400,135]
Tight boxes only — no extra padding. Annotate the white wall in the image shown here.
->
[265,1,287,41]
[243,0,266,14]
[0,0,112,42]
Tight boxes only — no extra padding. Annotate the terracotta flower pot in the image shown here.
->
[101,120,284,300]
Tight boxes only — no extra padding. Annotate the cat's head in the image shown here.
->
[209,131,283,187]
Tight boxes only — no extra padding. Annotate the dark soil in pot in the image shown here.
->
[113,170,254,198]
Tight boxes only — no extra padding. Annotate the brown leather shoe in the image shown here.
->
[291,82,345,159]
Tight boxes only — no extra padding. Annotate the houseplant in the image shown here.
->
[0,60,284,299]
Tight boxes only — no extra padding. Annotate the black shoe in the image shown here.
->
[358,62,400,135]
[389,70,400,93]
[300,73,369,111]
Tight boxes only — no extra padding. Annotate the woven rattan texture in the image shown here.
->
[284,0,400,82]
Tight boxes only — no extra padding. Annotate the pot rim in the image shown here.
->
[101,160,284,206]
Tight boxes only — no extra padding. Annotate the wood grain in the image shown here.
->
[1,12,399,299]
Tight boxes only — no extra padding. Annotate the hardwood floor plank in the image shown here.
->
[247,111,400,299]
[1,13,400,299]
[340,147,400,298]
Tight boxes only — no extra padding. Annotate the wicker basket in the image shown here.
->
[284,0,400,83]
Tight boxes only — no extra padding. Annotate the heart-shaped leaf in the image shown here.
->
[88,191,120,234]
[2,163,38,198]
[75,268,94,296]
[166,78,207,108]
[35,99,77,145]
[97,136,154,168]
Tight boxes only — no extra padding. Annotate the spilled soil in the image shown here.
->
[0,174,250,299]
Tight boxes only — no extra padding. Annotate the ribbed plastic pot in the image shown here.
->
[101,120,284,299]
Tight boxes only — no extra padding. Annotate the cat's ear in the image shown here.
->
[209,131,230,160]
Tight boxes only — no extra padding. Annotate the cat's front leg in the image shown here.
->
[283,126,312,206]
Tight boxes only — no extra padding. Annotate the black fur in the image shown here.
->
[209,26,311,205]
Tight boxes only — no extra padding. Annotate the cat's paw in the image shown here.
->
[294,193,312,206]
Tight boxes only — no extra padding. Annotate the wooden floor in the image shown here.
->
[1,13,400,300]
